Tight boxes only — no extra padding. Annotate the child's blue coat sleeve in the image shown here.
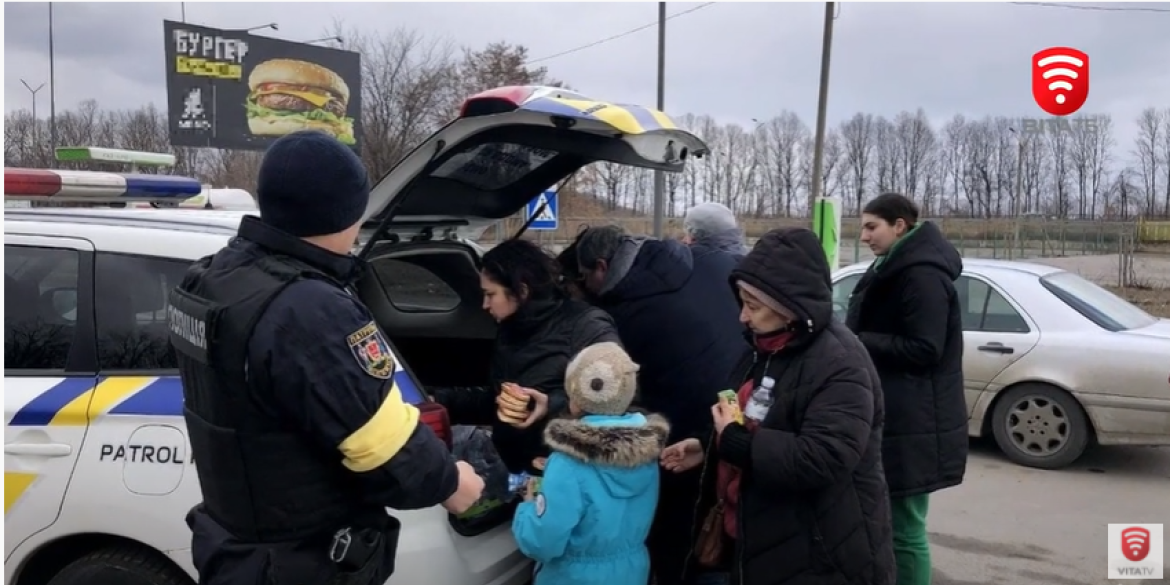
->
[511,453,582,563]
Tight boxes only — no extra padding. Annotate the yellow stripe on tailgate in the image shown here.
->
[548,97,646,134]
[49,376,155,426]
[648,108,677,130]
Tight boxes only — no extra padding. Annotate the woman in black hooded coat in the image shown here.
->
[662,228,895,585]
[846,193,967,585]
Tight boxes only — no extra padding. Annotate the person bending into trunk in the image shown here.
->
[431,238,620,475]
[661,228,895,585]
[846,193,967,585]
[513,342,670,585]
[573,224,747,585]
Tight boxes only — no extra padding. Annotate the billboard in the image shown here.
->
[163,20,362,152]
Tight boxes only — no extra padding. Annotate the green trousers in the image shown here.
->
[890,494,931,585]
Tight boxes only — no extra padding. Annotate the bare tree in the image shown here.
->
[760,112,808,217]
[1133,107,1163,217]
[454,42,561,98]
[872,117,899,192]
[1045,125,1073,218]
[593,162,629,211]
[330,23,457,180]
[940,116,968,214]
[1160,107,1170,217]
[839,113,875,214]
[894,109,937,203]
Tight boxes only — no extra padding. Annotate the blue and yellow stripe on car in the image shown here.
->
[518,96,678,135]
[8,371,425,427]
[4,472,39,514]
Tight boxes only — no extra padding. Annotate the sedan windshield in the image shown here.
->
[1039,271,1157,332]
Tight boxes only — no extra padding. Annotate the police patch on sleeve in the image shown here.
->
[535,493,546,517]
[347,321,395,379]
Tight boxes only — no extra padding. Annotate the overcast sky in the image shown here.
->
[5,1,1169,164]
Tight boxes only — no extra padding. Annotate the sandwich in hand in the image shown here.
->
[497,382,532,425]
[245,58,356,145]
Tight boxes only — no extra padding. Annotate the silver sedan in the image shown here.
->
[832,258,1170,470]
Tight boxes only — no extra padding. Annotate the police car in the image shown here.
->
[4,85,709,585]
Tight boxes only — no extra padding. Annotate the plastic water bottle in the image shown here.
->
[744,376,775,422]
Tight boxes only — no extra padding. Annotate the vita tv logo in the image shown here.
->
[1031,47,1090,117]
[1107,524,1164,580]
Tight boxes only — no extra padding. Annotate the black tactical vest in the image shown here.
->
[169,251,370,543]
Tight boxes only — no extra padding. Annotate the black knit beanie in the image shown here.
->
[256,130,369,237]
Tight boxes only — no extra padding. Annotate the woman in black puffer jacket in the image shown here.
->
[432,238,620,475]
[662,228,895,585]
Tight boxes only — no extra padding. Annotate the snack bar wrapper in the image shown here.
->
[718,389,744,425]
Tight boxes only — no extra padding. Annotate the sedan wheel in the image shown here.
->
[991,383,1091,470]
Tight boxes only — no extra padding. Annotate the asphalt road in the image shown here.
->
[930,441,1169,585]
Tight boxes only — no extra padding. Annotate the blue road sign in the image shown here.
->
[526,190,558,231]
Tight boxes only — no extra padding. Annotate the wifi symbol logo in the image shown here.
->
[1031,47,1090,117]
[1120,527,1151,562]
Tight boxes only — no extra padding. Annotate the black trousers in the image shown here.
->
[648,467,703,585]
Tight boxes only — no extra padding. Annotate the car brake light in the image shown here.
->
[417,401,452,449]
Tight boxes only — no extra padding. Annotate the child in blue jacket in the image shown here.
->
[512,341,669,585]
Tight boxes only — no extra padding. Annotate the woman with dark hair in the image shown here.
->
[846,192,967,585]
[432,238,620,475]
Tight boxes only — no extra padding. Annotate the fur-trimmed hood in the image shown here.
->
[544,413,670,468]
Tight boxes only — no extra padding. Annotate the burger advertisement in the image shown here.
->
[164,20,362,152]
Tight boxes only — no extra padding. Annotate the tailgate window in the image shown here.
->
[433,143,558,191]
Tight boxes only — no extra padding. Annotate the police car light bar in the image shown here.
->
[55,147,176,167]
[459,85,591,117]
[4,168,202,203]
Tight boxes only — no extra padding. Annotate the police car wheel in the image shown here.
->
[47,545,191,585]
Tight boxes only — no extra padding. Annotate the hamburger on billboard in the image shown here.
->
[164,21,362,151]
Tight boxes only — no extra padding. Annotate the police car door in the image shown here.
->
[4,234,97,559]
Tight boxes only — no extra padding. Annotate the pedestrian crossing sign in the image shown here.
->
[526,190,558,231]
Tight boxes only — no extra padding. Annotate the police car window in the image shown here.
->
[431,142,558,191]
[5,245,80,370]
[95,253,192,370]
[373,259,460,312]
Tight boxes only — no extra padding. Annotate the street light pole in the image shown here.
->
[808,2,836,215]
[20,80,46,151]
[20,80,45,122]
[303,36,344,46]
[244,23,279,33]
[652,1,667,238]
[48,2,58,156]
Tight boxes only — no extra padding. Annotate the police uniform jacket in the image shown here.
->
[170,216,458,585]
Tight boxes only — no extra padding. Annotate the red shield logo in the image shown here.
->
[364,339,382,360]
[1121,527,1151,562]
[1031,47,1089,117]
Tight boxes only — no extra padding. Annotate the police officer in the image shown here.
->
[168,130,485,585]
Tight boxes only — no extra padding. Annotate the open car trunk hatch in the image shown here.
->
[358,86,709,246]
